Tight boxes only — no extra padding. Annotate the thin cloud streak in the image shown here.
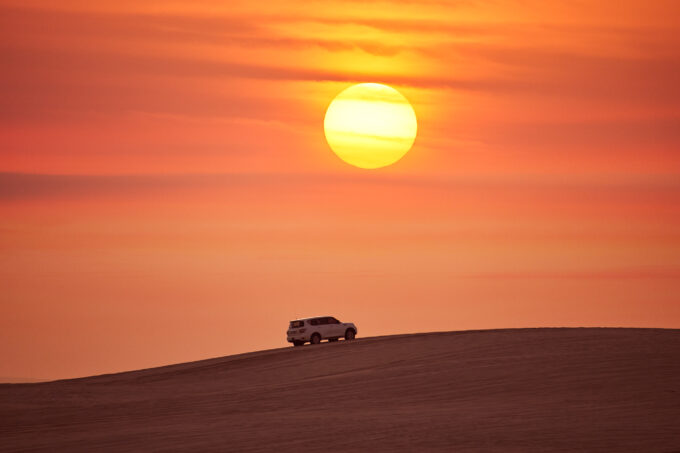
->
[2,172,680,201]
[7,44,679,100]
[462,269,680,280]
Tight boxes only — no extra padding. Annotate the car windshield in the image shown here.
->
[290,321,304,328]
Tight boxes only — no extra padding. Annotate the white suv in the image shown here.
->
[287,316,357,346]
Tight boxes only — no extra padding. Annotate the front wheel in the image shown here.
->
[310,334,321,345]
[345,329,356,340]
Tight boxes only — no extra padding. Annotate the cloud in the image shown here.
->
[462,269,680,280]
[0,6,413,56]
[2,172,679,202]
[3,2,680,128]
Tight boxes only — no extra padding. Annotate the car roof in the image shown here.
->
[290,316,333,321]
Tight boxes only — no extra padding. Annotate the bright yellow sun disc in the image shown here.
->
[324,83,417,169]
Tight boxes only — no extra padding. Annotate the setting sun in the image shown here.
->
[324,83,418,169]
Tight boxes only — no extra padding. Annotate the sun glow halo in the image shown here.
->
[324,83,417,169]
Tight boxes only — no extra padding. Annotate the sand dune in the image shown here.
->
[1,328,679,452]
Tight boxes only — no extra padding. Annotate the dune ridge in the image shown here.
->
[1,328,679,452]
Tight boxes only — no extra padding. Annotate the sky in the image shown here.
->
[1,0,679,380]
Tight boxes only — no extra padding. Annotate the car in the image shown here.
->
[287,316,357,346]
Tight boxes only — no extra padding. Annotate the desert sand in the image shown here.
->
[1,328,679,452]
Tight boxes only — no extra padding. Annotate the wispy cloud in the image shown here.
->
[462,269,680,280]
[3,172,679,201]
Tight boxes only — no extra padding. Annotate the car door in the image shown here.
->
[328,317,343,337]
[316,317,330,338]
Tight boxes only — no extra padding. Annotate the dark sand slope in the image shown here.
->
[1,328,679,452]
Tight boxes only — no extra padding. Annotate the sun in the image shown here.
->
[324,83,417,169]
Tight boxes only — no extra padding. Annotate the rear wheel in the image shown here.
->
[345,329,356,340]
[293,340,304,347]
[310,333,321,345]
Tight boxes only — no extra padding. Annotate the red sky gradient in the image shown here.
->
[1,0,680,380]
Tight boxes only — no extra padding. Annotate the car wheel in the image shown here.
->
[293,341,304,347]
[310,333,321,345]
[345,329,356,340]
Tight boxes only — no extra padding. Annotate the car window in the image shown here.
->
[329,317,339,324]
[310,319,319,326]
[318,317,329,325]
[290,321,304,328]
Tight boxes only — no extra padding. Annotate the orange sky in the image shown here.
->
[1,0,680,380]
